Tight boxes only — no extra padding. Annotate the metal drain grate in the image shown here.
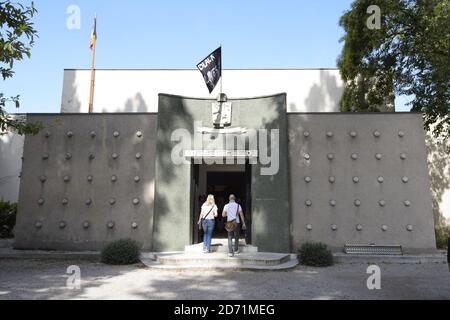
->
[344,244,403,255]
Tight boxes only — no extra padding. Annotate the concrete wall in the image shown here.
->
[0,132,24,203]
[426,128,450,226]
[153,94,291,252]
[61,69,343,113]
[12,111,438,253]
[288,113,437,252]
[14,114,157,251]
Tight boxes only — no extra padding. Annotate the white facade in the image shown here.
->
[61,69,344,113]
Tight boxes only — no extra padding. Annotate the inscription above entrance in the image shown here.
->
[184,150,258,159]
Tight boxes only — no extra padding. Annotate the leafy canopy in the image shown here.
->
[0,0,41,135]
[338,0,450,140]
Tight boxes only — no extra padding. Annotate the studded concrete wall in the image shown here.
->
[288,113,436,253]
[14,114,157,251]
[13,111,437,253]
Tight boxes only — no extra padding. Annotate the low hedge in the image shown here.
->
[101,239,141,265]
[0,201,17,239]
[298,242,334,267]
[435,225,450,249]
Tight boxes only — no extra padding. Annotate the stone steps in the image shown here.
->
[141,253,298,271]
[184,240,258,254]
[158,252,291,266]
[142,238,299,271]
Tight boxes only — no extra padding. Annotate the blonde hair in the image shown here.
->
[204,194,215,207]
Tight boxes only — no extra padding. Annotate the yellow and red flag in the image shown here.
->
[89,16,97,50]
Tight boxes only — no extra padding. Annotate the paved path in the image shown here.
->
[0,259,449,300]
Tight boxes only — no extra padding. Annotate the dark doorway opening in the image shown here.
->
[192,162,252,245]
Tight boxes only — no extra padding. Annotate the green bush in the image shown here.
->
[299,242,334,267]
[435,225,450,249]
[0,201,17,239]
[101,239,141,265]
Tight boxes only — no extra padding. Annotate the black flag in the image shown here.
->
[197,47,222,94]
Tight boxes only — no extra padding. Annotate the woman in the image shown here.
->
[197,194,218,253]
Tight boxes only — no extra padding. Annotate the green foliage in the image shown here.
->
[338,0,450,141]
[0,1,41,135]
[299,242,334,267]
[435,225,450,249]
[0,200,17,239]
[101,239,141,265]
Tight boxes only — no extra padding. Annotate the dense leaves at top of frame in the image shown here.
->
[338,0,450,141]
[0,1,41,135]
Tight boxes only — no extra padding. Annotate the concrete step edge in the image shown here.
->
[141,257,299,271]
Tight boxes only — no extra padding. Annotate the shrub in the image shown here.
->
[101,239,141,265]
[299,242,334,267]
[435,225,450,249]
[0,201,17,239]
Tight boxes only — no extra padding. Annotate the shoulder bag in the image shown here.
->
[199,206,214,231]
[225,205,240,232]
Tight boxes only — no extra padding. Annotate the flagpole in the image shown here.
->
[88,44,95,113]
[88,14,96,114]
[220,44,223,97]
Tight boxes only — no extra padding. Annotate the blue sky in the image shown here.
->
[2,0,409,113]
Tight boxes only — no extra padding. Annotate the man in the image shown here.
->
[223,194,246,257]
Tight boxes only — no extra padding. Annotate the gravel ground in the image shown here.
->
[0,259,449,300]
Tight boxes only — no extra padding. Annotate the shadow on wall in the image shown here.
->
[152,96,195,251]
[101,93,148,113]
[61,70,82,113]
[426,132,450,226]
[303,70,343,113]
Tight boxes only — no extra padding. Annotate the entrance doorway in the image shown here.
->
[192,163,252,245]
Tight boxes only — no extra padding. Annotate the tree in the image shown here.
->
[0,0,41,135]
[338,0,450,141]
